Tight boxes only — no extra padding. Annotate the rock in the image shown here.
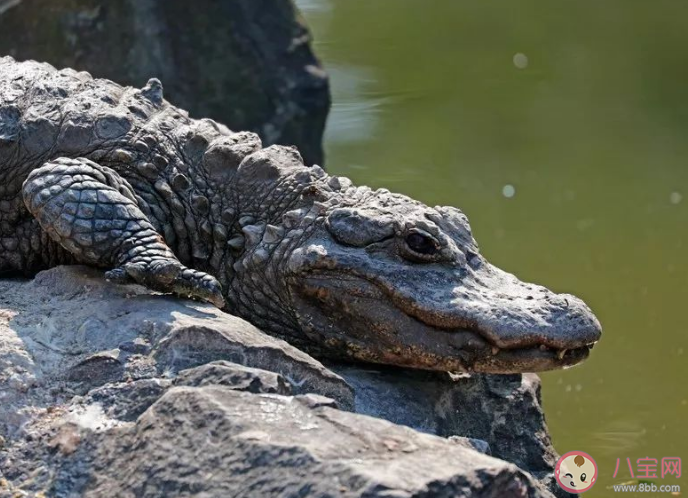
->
[437,374,559,478]
[50,387,553,497]
[174,360,293,395]
[0,0,329,166]
[65,350,125,387]
[448,435,492,455]
[330,364,561,494]
[69,361,294,424]
[0,266,561,497]
[0,265,354,433]
[78,379,172,422]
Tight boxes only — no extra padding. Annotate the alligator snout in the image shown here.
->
[380,259,602,372]
[469,287,602,351]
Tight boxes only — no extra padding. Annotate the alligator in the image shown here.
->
[0,57,601,373]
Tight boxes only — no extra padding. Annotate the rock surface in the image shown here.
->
[0,0,329,166]
[0,266,353,419]
[58,388,552,498]
[0,267,561,497]
[331,365,559,479]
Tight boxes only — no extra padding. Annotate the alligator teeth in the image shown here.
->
[491,347,499,356]
[539,344,548,351]
[556,349,567,360]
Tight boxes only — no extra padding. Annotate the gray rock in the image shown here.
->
[50,386,554,498]
[70,361,293,424]
[0,0,329,166]
[448,436,492,455]
[78,378,172,422]
[0,265,354,438]
[436,374,559,477]
[174,360,293,396]
[331,364,561,494]
[0,266,561,497]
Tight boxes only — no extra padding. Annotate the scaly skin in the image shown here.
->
[0,57,601,373]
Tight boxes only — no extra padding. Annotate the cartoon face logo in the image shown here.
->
[555,451,598,493]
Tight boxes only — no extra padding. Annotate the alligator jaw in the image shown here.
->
[367,321,599,374]
[291,268,601,374]
[372,258,603,369]
[466,342,595,373]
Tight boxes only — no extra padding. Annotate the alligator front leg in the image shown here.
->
[22,157,224,307]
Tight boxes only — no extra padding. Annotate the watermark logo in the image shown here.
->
[555,451,598,494]
[610,456,681,493]
[613,456,681,480]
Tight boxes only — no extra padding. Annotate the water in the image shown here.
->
[298,1,687,494]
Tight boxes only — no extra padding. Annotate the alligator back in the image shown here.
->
[0,57,239,194]
[0,57,245,274]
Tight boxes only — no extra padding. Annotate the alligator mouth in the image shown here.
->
[379,315,598,373]
[466,340,595,373]
[366,262,602,372]
[382,293,600,373]
[371,323,600,373]
[408,317,600,371]
[293,269,601,373]
[399,300,600,372]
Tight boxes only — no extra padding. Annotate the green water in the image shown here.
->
[298,1,687,495]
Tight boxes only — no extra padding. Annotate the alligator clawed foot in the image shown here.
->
[172,267,225,309]
[106,260,225,308]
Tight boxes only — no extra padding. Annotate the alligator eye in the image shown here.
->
[405,232,438,255]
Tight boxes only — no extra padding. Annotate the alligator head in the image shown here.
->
[229,147,601,374]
